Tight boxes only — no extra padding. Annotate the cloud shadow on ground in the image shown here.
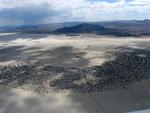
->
[0,47,150,113]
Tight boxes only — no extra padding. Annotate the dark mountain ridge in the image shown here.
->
[0,20,150,36]
[51,23,133,36]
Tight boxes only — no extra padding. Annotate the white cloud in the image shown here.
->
[0,0,150,26]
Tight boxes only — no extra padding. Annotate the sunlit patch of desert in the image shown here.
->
[1,33,150,67]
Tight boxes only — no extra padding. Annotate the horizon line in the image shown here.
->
[0,19,150,27]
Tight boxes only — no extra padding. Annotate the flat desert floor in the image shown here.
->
[0,33,150,66]
[0,33,150,113]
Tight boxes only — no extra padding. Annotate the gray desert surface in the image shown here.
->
[0,33,150,113]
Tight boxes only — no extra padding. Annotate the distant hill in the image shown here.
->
[0,22,82,33]
[50,23,133,36]
[51,23,106,34]
[0,20,150,36]
[97,20,150,36]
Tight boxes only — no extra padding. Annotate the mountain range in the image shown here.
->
[50,23,133,36]
[0,20,150,37]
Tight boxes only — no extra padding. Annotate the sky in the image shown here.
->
[0,0,150,26]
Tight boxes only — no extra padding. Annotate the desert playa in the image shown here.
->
[0,33,150,66]
[0,78,150,113]
[0,33,150,113]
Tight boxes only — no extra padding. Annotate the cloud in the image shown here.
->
[0,3,62,26]
[0,0,150,26]
[86,0,118,3]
